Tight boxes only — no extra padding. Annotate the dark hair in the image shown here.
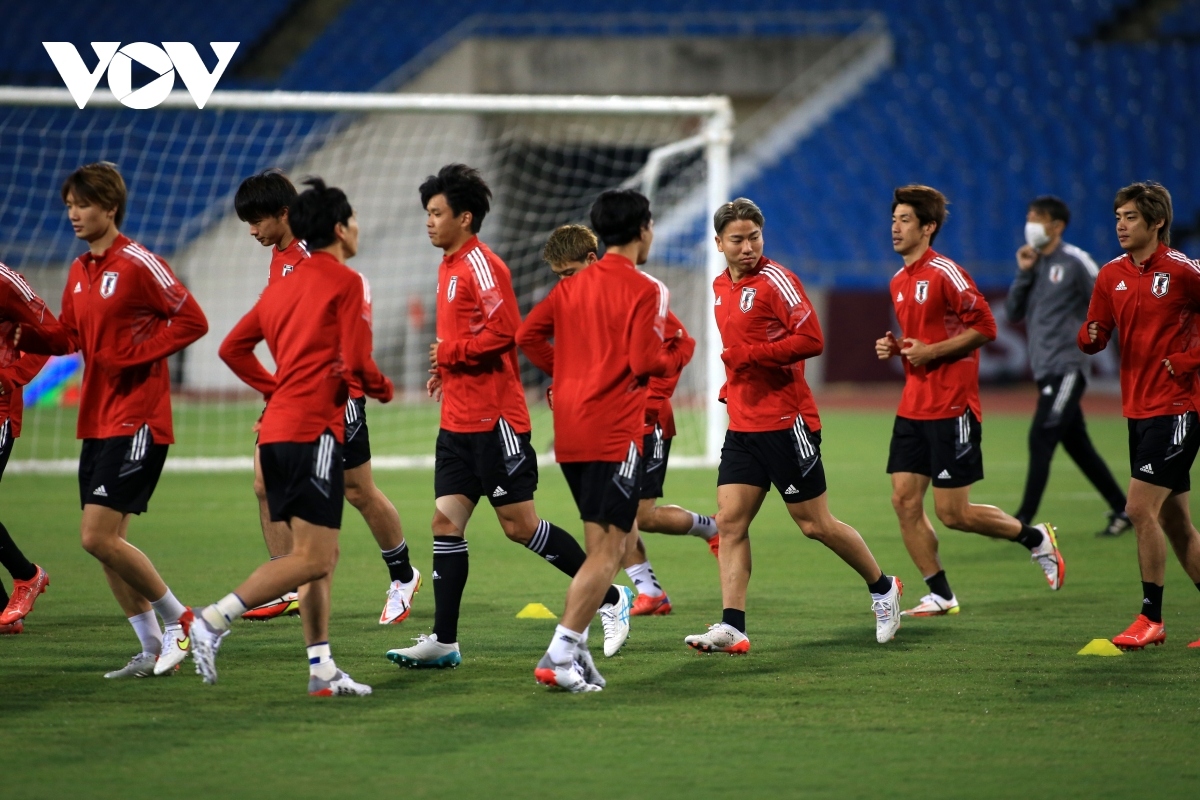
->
[543,224,599,265]
[289,177,353,250]
[235,168,297,223]
[61,162,127,227]
[713,197,765,234]
[891,184,948,244]
[1114,181,1172,245]
[1028,195,1070,227]
[590,189,652,246]
[419,163,491,233]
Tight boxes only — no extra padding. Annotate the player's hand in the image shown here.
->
[901,337,936,367]
[875,331,900,360]
[426,374,443,402]
[1016,245,1038,271]
[429,340,441,369]
[721,345,752,371]
[545,385,554,410]
[9,323,21,350]
[1087,321,1099,343]
[1164,358,1176,377]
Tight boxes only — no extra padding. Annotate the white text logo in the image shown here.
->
[43,42,239,109]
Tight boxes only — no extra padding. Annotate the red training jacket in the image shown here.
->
[60,235,208,442]
[0,262,72,436]
[1078,242,1200,418]
[645,309,687,438]
[889,248,996,421]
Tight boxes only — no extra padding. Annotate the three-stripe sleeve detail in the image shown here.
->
[466,248,496,291]
[931,257,970,292]
[124,243,176,289]
[762,265,802,307]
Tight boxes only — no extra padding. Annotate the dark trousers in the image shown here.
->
[1016,371,1127,523]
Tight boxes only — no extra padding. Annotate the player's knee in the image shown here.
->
[891,491,922,520]
[343,481,370,511]
[431,511,462,538]
[1126,500,1156,529]
[718,521,749,543]
[934,504,969,531]
[500,517,533,544]
[252,477,267,502]
[80,527,109,558]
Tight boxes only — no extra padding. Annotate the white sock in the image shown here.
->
[579,625,590,649]
[688,512,718,540]
[129,609,162,656]
[307,642,337,680]
[149,588,186,625]
[625,561,664,597]
[201,593,248,632]
[546,624,582,664]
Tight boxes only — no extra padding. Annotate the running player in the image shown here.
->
[542,224,718,617]
[386,165,626,671]
[0,265,73,634]
[518,189,694,692]
[59,162,209,677]
[1077,181,1200,649]
[684,198,902,655]
[191,178,392,695]
[232,169,418,624]
[875,185,1064,617]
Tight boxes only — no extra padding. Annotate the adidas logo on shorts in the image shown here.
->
[937,470,951,479]
[92,485,108,496]
[492,486,507,498]
[1140,464,1154,474]
[784,485,799,495]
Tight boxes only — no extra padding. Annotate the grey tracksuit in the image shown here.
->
[1004,241,1098,381]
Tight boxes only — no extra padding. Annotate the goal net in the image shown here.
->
[0,88,731,470]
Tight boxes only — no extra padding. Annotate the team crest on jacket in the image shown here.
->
[739,287,756,312]
[1048,265,1064,284]
[282,264,294,276]
[1152,272,1170,298]
[914,280,929,304]
[100,271,118,298]
[447,275,458,300]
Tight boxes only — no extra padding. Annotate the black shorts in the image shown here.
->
[561,448,642,532]
[0,418,14,482]
[434,418,537,507]
[259,430,344,529]
[1128,412,1200,493]
[343,396,371,471]
[887,412,984,489]
[717,421,826,503]
[1034,371,1087,431]
[640,426,671,500]
[78,425,169,515]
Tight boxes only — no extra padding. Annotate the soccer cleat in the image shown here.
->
[630,592,672,616]
[1030,522,1065,590]
[1097,511,1132,538]
[872,577,903,643]
[599,585,634,657]
[0,620,23,635]
[104,652,162,679]
[379,568,421,625]
[190,609,230,685]
[242,592,300,621]
[575,641,606,689]
[707,534,720,559]
[308,669,372,697]
[0,565,49,625]
[1187,637,1200,649]
[534,653,602,693]
[1112,615,1166,650]
[153,608,193,675]
[386,633,461,669]
[902,593,960,617]
[685,622,750,654]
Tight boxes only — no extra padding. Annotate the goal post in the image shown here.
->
[0,86,732,471]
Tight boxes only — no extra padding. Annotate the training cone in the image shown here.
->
[1077,638,1124,656]
[516,602,557,620]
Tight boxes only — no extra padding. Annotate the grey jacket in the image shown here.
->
[1005,241,1099,381]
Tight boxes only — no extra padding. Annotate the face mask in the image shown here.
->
[1024,221,1051,249]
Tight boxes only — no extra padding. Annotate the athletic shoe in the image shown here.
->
[385,633,461,669]
[1031,522,1065,590]
[685,622,750,654]
[599,585,634,657]
[872,577,903,643]
[630,592,672,616]
[1112,614,1166,650]
[902,593,960,617]
[0,620,23,635]
[104,652,162,679]
[1097,511,1132,538]
[1188,637,1200,649]
[379,568,421,625]
[707,534,720,559]
[575,642,606,689]
[190,610,229,685]
[534,653,602,693]
[308,669,372,697]
[153,608,193,676]
[242,592,299,621]
[0,565,49,625]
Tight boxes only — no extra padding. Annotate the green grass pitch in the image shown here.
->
[3,408,1200,799]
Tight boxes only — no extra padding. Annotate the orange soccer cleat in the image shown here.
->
[242,592,300,621]
[630,592,672,616]
[707,535,720,559]
[1112,615,1166,650]
[1188,637,1200,649]
[0,565,49,625]
[0,619,23,635]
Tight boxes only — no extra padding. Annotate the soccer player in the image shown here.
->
[683,198,902,655]
[233,169,418,624]
[1006,196,1128,537]
[518,189,694,692]
[1077,182,1200,649]
[59,162,209,677]
[386,165,624,671]
[876,185,1064,617]
[191,178,392,695]
[0,266,73,634]
[542,224,718,616]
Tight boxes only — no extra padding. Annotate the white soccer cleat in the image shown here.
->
[871,577,903,643]
[599,585,634,657]
[1030,522,1065,590]
[385,633,462,669]
[534,653,602,693]
[153,609,194,676]
[901,593,960,617]
[309,669,372,697]
[575,642,606,689]
[104,652,163,679]
[379,568,421,625]
[190,609,229,685]
[684,622,750,654]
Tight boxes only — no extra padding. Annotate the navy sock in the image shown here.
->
[722,608,746,633]
[1142,581,1164,623]
[381,541,414,584]
[924,570,954,602]
[431,537,469,644]
[525,520,587,578]
[867,573,892,595]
